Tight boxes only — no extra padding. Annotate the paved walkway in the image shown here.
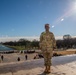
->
[0,53,37,63]
[0,54,76,75]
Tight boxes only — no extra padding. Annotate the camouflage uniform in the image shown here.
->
[40,31,56,66]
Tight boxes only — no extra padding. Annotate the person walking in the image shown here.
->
[17,57,20,61]
[1,55,4,61]
[25,55,28,60]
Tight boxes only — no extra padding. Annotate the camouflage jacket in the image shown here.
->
[40,31,56,50]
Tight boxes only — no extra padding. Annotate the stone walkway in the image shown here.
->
[0,54,76,75]
[0,53,37,63]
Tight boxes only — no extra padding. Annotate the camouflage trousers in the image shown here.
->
[42,49,53,66]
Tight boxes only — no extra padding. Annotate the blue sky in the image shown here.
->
[0,0,76,38]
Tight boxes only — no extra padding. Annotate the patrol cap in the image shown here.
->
[45,24,50,28]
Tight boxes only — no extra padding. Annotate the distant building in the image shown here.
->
[63,34,71,40]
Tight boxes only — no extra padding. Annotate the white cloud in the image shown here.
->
[0,36,62,42]
[72,36,76,38]
[73,2,76,10]
[55,36,63,40]
[0,36,76,42]
[0,36,39,42]
[61,18,64,21]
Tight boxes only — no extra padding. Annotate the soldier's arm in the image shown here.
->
[40,34,43,43]
[39,33,43,49]
[52,33,56,49]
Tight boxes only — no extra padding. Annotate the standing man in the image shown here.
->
[40,24,56,73]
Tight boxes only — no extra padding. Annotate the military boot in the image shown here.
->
[44,66,48,73]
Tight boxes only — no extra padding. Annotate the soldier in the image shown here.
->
[40,24,56,73]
